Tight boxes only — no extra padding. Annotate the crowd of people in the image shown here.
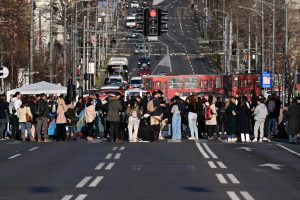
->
[0,90,299,144]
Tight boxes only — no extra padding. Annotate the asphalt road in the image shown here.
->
[0,139,299,200]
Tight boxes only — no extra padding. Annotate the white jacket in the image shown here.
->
[254,103,268,122]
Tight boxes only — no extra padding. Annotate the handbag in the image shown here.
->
[26,113,33,123]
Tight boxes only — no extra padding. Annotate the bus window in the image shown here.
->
[169,78,183,89]
[200,81,203,89]
[211,80,215,88]
[256,76,261,87]
[241,79,245,88]
[144,79,153,90]
[204,81,208,89]
[185,78,198,89]
[216,77,222,89]
[248,79,252,88]
[233,77,239,88]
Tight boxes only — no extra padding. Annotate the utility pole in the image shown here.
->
[83,15,87,91]
[49,0,54,83]
[272,0,275,90]
[283,4,288,104]
[236,16,240,72]
[63,3,67,86]
[248,16,251,74]
[224,17,228,74]
[29,0,35,84]
[261,4,265,73]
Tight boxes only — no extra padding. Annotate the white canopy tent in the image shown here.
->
[6,81,67,101]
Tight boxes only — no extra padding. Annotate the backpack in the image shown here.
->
[268,100,275,113]
[205,105,212,120]
[147,99,156,113]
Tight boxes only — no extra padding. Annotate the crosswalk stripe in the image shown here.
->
[217,161,227,169]
[195,142,210,159]
[74,194,88,200]
[240,191,255,200]
[216,174,228,184]
[119,146,126,151]
[105,162,115,170]
[227,191,240,200]
[61,195,73,200]
[95,162,105,170]
[208,161,217,169]
[89,176,104,187]
[202,143,218,159]
[227,174,240,184]
[105,153,113,159]
[114,153,121,159]
[76,176,92,188]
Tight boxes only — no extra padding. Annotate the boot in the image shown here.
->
[245,134,251,142]
[241,133,245,142]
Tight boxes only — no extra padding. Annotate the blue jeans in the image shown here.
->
[172,113,181,140]
[268,118,277,135]
[20,122,32,140]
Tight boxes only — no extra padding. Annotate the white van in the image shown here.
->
[129,76,143,89]
[126,16,136,28]
[124,89,147,102]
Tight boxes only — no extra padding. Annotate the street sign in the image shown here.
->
[0,66,9,78]
[261,72,272,89]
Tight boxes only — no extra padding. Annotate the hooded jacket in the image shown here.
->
[254,103,268,121]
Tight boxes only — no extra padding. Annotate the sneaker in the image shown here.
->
[252,138,258,142]
[188,137,195,140]
[259,138,263,142]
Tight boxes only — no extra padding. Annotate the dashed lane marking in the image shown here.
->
[95,162,105,170]
[119,146,126,151]
[74,194,88,200]
[105,153,113,159]
[276,143,300,157]
[226,191,240,200]
[202,143,218,159]
[217,161,227,169]
[76,176,92,188]
[105,162,115,170]
[240,191,255,200]
[88,176,104,188]
[112,147,118,151]
[61,195,73,200]
[114,153,121,160]
[28,147,39,152]
[227,174,240,184]
[195,142,210,159]
[208,161,217,169]
[8,154,21,160]
[216,174,228,184]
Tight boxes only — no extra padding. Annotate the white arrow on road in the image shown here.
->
[236,147,255,152]
[259,163,284,170]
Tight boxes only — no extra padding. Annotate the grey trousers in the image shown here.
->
[36,117,49,140]
[254,120,265,139]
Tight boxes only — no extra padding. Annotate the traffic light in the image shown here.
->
[158,9,168,35]
[135,9,147,35]
[0,66,3,77]
[146,8,159,36]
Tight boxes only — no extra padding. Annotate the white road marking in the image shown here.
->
[217,161,227,169]
[202,143,218,159]
[74,194,88,200]
[114,153,121,159]
[61,195,73,200]
[95,162,105,170]
[28,147,39,152]
[227,191,241,200]
[105,162,115,170]
[227,174,240,184]
[208,161,217,169]
[119,146,125,151]
[105,153,113,159]
[89,176,104,187]
[8,154,21,160]
[76,176,92,188]
[240,191,255,200]
[195,142,210,159]
[216,174,228,184]
[112,147,118,151]
[276,143,300,157]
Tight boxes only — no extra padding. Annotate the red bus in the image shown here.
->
[142,74,260,99]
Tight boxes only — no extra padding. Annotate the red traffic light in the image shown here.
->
[149,9,157,18]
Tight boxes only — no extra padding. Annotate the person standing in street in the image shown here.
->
[171,96,182,141]
[84,97,96,141]
[0,95,9,140]
[56,96,68,142]
[106,93,123,142]
[187,95,198,140]
[253,98,269,142]
[17,101,34,142]
[126,99,141,142]
[205,96,218,140]
[286,97,300,143]
[225,96,238,142]
[10,92,22,140]
[237,96,252,142]
[35,93,50,142]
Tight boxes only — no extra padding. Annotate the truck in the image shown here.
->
[107,57,129,81]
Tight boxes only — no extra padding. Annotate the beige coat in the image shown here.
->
[56,100,68,124]
[17,106,33,123]
[205,103,217,125]
[85,105,95,123]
